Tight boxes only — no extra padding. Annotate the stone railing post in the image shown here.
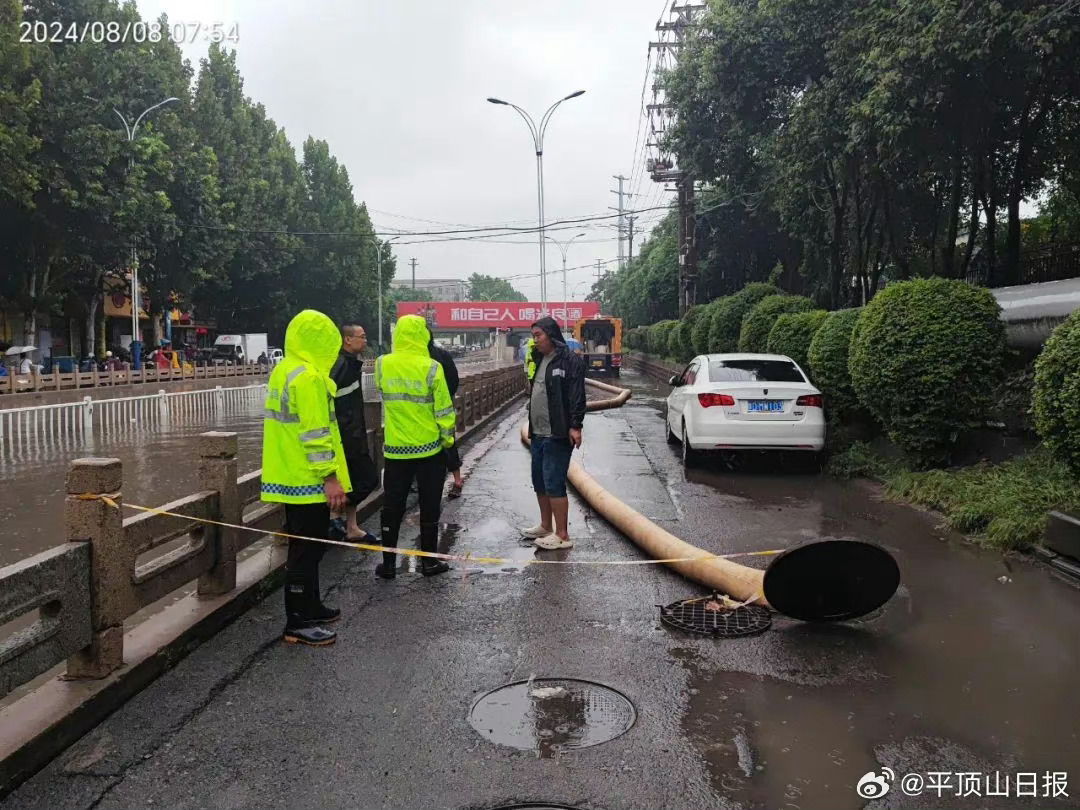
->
[197,432,240,595]
[65,458,127,679]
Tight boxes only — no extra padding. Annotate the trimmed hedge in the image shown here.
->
[738,295,813,352]
[667,319,684,359]
[849,278,1005,466]
[1034,309,1080,478]
[766,309,828,370]
[708,283,778,353]
[676,305,708,362]
[647,319,678,356]
[692,299,723,355]
[807,308,862,418]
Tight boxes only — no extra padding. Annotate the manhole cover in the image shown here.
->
[489,806,582,810]
[659,594,773,637]
[469,678,636,756]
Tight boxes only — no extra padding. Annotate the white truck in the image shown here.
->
[212,333,268,365]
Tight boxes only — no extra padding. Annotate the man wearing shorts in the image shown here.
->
[331,322,379,542]
[520,316,586,550]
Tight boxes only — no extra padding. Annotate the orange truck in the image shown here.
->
[573,316,623,377]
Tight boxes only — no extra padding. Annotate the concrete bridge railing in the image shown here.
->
[0,364,523,699]
[2,361,274,396]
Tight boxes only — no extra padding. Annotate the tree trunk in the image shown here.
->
[1004,79,1052,286]
[961,162,980,279]
[85,296,99,359]
[943,146,964,278]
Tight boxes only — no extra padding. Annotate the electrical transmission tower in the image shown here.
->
[646,2,706,315]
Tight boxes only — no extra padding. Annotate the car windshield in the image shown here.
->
[708,359,805,383]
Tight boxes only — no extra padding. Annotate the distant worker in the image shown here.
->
[427,336,464,498]
[261,309,352,647]
[520,317,585,550]
[330,323,380,541]
[374,315,459,579]
[257,350,268,366]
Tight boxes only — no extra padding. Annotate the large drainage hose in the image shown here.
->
[521,376,900,622]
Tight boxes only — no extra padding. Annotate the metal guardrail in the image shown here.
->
[0,363,524,697]
[965,242,1080,288]
[0,384,266,460]
[1,362,271,395]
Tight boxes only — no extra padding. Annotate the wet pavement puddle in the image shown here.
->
[469,678,636,757]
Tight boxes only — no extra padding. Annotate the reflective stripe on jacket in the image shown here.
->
[376,315,456,460]
[261,310,352,504]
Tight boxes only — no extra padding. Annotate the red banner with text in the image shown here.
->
[395,301,600,330]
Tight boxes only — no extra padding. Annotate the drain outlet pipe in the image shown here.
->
[519,420,769,605]
[522,374,901,621]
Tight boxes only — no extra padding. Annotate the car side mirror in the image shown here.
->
[668,375,680,387]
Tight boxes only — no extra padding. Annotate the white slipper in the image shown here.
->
[520,524,554,539]
[534,534,574,550]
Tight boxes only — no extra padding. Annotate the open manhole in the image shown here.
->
[469,678,636,757]
[659,593,773,637]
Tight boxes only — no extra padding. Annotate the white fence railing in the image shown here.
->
[0,384,266,461]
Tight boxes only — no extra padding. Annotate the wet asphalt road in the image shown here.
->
[5,367,1080,810]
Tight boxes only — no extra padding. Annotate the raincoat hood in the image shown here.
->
[284,309,341,375]
[532,316,567,349]
[393,315,431,357]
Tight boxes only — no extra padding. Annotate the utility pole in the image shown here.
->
[410,258,418,291]
[596,259,604,287]
[627,216,638,262]
[610,174,630,272]
[645,3,705,316]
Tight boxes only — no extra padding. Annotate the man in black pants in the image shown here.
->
[331,322,380,540]
[428,336,464,497]
[374,315,460,578]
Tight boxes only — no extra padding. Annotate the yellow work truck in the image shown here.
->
[573,316,623,377]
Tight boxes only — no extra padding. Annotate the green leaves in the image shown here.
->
[467,274,526,303]
[1033,310,1080,479]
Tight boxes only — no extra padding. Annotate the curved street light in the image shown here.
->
[107,96,180,370]
[487,90,586,309]
[546,232,587,330]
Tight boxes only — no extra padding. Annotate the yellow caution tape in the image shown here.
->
[72,493,782,568]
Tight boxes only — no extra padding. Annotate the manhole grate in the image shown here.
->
[469,678,636,756]
[659,593,773,637]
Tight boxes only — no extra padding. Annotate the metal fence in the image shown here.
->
[0,384,266,461]
[965,242,1080,288]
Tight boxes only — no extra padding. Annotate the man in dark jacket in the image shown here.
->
[427,337,464,496]
[331,323,380,540]
[520,316,586,550]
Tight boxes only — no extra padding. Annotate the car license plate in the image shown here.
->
[748,400,783,413]
[592,360,604,367]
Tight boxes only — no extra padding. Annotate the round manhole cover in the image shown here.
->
[660,594,772,637]
[469,678,636,756]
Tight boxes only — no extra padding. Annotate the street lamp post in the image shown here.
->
[487,90,585,310]
[112,97,179,370]
[546,232,587,331]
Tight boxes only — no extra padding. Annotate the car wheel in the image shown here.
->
[682,422,701,468]
[665,406,679,444]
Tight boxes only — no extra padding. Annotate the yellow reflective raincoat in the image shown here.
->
[524,337,537,381]
[261,310,352,504]
[376,315,456,460]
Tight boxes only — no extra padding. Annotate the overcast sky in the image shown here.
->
[133,0,673,303]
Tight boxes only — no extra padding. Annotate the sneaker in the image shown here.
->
[283,626,337,646]
[534,534,574,550]
[520,524,554,539]
[421,560,451,577]
[296,604,341,626]
[375,562,397,580]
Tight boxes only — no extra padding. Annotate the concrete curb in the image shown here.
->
[0,389,525,798]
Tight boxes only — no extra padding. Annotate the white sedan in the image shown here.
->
[665,353,826,466]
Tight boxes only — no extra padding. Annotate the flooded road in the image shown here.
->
[8,366,1080,810]
[0,400,264,568]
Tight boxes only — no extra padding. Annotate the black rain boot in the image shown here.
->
[375,521,398,580]
[307,566,341,625]
[419,522,450,577]
[284,572,337,643]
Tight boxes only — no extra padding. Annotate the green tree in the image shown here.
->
[467,273,526,302]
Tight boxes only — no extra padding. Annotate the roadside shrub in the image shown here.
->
[676,305,707,362]
[625,326,647,352]
[1033,309,1080,478]
[807,308,862,418]
[738,294,813,352]
[708,283,778,353]
[666,320,683,359]
[766,309,828,370]
[646,320,672,354]
[693,299,723,355]
[848,278,1005,467]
